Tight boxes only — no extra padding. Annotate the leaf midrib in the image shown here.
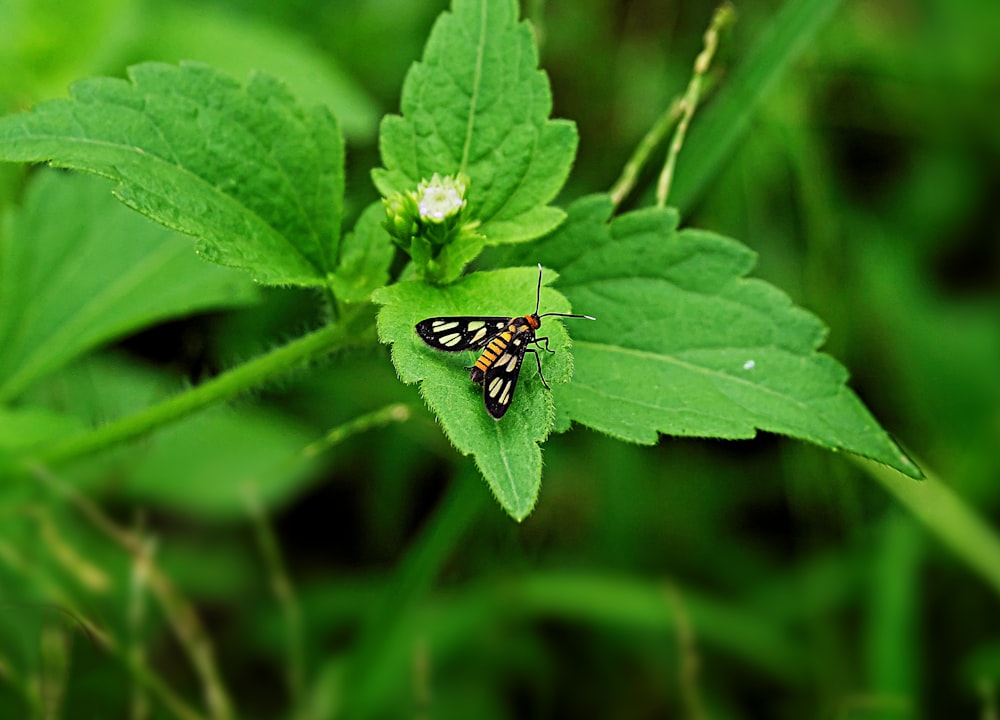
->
[459,0,488,173]
[490,421,523,514]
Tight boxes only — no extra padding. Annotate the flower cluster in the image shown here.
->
[382,173,481,280]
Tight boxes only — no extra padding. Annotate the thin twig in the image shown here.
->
[302,403,412,459]
[609,96,686,209]
[28,464,234,720]
[128,519,154,720]
[665,583,707,720]
[244,487,305,712]
[413,635,431,720]
[39,622,70,720]
[657,3,736,208]
[980,678,998,720]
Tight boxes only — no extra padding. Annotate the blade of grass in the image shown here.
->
[0,537,209,720]
[855,457,1000,599]
[670,0,844,214]
[657,2,735,208]
[866,513,921,703]
[509,572,804,680]
[29,465,234,720]
[342,467,487,718]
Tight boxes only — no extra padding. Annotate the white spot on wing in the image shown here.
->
[440,333,463,346]
[499,381,512,406]
[488,377,504,397]
[432,321,459,331]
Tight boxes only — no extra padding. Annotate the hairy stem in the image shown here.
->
[27,319,371,468]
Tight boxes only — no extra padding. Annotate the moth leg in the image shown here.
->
[533,336,555,354]
[526,348,551,390]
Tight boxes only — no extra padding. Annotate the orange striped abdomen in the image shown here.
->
[469,330,513,383]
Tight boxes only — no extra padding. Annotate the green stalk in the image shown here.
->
[302,403,412,458]
[609,96,684,209]
[27,320,370,468]
[657,3,735,208]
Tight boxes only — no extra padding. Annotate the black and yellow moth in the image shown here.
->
[415,265,594,419]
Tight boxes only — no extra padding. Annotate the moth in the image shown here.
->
[415,265,594,419]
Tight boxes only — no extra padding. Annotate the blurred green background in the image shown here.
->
[1,0,998,718]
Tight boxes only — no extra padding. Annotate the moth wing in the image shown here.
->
[415,317,510,352]
[481,333,530,419]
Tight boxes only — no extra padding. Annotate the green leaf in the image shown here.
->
[0,61,345,286]
[372,0,576,252]
[0,170,259,401]
[327,202,395,304]
[0,406,82,486]
[373,267,580,520]
[527,194,920,478]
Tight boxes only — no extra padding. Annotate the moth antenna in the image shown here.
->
[535,263,544,315]
[539,312,597,320]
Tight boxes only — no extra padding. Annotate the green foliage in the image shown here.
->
[0,0,920,512]
[0,407,82,453]
[0,62,345,286]
[0,170,258,401]
[0,0,133,103]
[669,0,844,212]
[372,0,576,281]
[0,0,997,717]
[521,194,920,478]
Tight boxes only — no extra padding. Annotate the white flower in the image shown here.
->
[416,173,467,222]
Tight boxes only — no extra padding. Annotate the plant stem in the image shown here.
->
[665,583,707,720]
[657,3,735,208]
[245,488,305,712]
[28,320,369,468]
[609,96,685,209]
[128,519,153,720]
[302,403,412,458]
